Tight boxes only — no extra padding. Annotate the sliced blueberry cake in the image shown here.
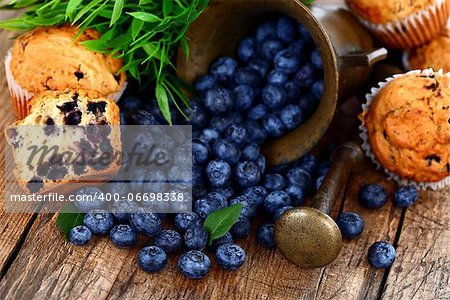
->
[5,89,121,194]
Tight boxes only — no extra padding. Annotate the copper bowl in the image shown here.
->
[177,0,386,166]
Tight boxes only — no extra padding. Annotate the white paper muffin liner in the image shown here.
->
[4,50,126,119]
[356,0,449,50]
[359,68,450,190]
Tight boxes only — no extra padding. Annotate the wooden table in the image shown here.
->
[0,11,449,300]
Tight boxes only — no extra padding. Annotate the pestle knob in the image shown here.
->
[274,143,364,268]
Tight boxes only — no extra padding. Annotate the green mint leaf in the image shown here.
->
[203,203,243,245]
[127,11,161,23]
[110,0,124,27]
[131,18,144,40]
[65,0,83,20]
[163,0,174,17]
[56,203,85,240]
[155,81,172,125]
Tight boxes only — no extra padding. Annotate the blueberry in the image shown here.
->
[234,161,261,188]
[274,49,301,74]
[274,205,293,221]
[211,186,234,200]
[129,213,161,237]
[256,154,266,174]
[204,87,233,115]
[280,104,303,130]
[289,39,306,55]
[216,243,246,270]
[143,170,168,194]
[110,224,137,248]
[229,195,257,219]
[230,216,251,239]
[128,110,158,125]
[368,242,396,269]
[210,115,233,133]
[259,39,284,61]
[83,210,114,235]
[267,69,288,85]
[264,191,291,214]
[118,96,141,112]
[245,121,268,144]
[336,212,365,239]
[298,24,314,43]
[74,186,105,212]
[393,186,418,208]
[295,64,315,87]
[242,143,260,161]
[210,56,238,82]
[195,75,216,94]
[206,159,232,187]
[262,114,286,137]
[233,85,255,111]
[247,104,268,121]
[277,17,296,43]
[295,154,317,175]
[174,212,202,232]
[188,101,208,128]
[299,93,320,117]
[242,186,268,208]
[311,79,324,100]
[138,246,167,273]
[262,84,287,109]
[69,225,92,246]
[207,191,228,208]
[311,49,323,70]
[154,230,183,253]
[213,139,240,165]
[238,36,257,62]
[256,224,275,248]
[198,128,220,144]
[256,21,277,41]
[178,250,211,279]
[225,124,247,146]
[184,225,208,251]
[285,184,306,206]
[247,59,270,78]
[194,197,221,220]
[263,173,287,191]
[286,166,313,190]
[211,232,233,250]
[234,67,262,87]
[192,138,210,165]
[230,111,244,124]
[285,80,301,102]
[359,184,388,209]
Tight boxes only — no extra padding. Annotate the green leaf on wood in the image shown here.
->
[56,203,85,240]
[203,203,243,245]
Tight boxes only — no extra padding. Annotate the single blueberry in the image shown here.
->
[359,184,388,209]
[295,154,317,175]
[69,225,92,246]
[368,242,396,269]
[259,38,284,61]
[242,185,268,208]
[138,246,167,273]
[256,21,277,41]
[118,96,141,112]
[198,128,220,144]
[256,224,275,248]
[311,49,324,70]
[238,36,257,62]
[84,210,114,235]
[154,229,183,253]
[280,104,303,130]
[336,212,365,239]
[274,205,293,221]
[267,69,288,85]
[262,114,286,137]
[213,139,241,165]
[206,191,228,208]
[110,224,137,248]
[274,49,301,74]
[295,64,315,87]
[297,24,314,43]
[128,110,158,125]
[245,121,268,145]
[262,84,287,109]
[256,154,266,174]
[285,184,306,206]
[229,195,257,219]
[230,111,244,124]
[209,115,233,133]
[174,212,202,232]
[285,81,301,102]
[204,87,234,115]
[289,39,306,55]
[195,75,216,94]
[225,124,247,146]
[311,79,324,100]
[233,85,255,111]
[393,186,419,208]
[234,67,263,87]
[129,213,161,237]
[74,186,105,212]
[184,225,208,251]
[211,232,233,250]
[210,56,238,82]
[187,101,208,129]
[216,243,246,270]
[247,59,270,78]
[235,161,262,188]
[286,166,313,191]
[178,250,211,279]
[194,197,222,220]
[276,17,296,43]
[242,143,260,161]
[264,191,292,214]
[192,138,210,165]
[211,186,235,200]
[299,93,320,118]
[230,216,251,239]
[206,160,232,187]
[247,104,269,121]
[263,173,287,191]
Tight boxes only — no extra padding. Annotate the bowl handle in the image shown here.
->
[338,48,388,69]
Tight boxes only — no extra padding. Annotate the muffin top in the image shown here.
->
[9,25,126,97]
[362,72,450,182]
[408,29,450,72]
[346,0,437,24]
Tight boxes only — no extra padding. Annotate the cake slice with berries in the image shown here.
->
[5,89,121,194]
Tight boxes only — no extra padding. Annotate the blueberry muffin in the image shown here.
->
[5,25,127,119]
[5,89,121,194]
[361,71,450,183]
[345,0,450,49]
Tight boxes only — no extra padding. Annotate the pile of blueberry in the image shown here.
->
[190,16,324,143]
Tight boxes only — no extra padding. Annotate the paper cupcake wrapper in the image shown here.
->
[359,68,450,190]
[357,0,450,50]
[4,50,126,119]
